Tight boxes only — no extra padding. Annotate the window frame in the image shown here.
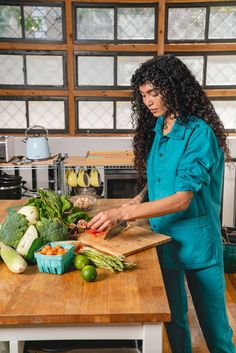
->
[73,2,158,44]
[165,1,236,44]
[75,96,133,134]
[0,0,66,43]
[0,96,69,134]
[0,50,67,89]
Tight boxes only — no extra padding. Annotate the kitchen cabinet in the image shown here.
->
[0,199,171,353]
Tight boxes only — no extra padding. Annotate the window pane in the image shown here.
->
[167,7,206,40]
[26,55,63,86]
[0,55,24,85]
[0,5,21,38]
[212,100,236,130]
[78,101,113,129]
[76,8,114,40]
[118,7,155,40]
[177,56,204,85]
[77,56,114,86]
[116,101,132,129]
[117,56,153,86]
[209,6,236,39]
[0,101,26,129]
[29,101,65,129]
[24,6,63,41]
[206,56,236,86]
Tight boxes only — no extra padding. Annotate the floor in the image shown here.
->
[164,273,236,352]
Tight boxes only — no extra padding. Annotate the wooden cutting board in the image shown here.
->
[77,226,171,257]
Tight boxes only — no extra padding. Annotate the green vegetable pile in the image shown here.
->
[27,189,91,225]
[27,189,73,220]
[0,189,91,270]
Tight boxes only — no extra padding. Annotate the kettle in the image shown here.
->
[23,125,51,160]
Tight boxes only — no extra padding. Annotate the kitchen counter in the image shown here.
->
[0,199,170,353]
[0,150,135,168]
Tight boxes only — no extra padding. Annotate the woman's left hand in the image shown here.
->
[87,207,124,232]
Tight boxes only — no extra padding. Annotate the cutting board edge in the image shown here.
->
[121,235,171,256]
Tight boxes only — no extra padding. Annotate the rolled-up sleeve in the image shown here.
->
[175,126,222,193]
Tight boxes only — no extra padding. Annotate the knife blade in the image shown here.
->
[104,220,128,240]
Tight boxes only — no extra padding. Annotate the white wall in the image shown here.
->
[15,136,133,157]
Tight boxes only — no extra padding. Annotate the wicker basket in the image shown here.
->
[222,227,236,273]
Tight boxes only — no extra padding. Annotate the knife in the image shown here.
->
[104,220,129,240]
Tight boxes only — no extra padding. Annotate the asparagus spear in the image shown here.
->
[80,248,135,272]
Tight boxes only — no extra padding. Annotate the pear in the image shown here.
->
[89,167,101,188]
[67,169,77,187]
[77,167,90,187]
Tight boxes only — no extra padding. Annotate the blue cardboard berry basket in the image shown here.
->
[35,242,75,275]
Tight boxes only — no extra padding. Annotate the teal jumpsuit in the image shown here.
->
[146,116,236,353]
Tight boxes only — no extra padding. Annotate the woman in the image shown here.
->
[87,55,236,353]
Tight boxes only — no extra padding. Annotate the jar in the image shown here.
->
[73,187,97,210]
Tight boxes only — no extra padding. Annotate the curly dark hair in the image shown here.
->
[130,54,230,185]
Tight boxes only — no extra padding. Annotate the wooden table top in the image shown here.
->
[0,150,134,168]
[0,199,170,326]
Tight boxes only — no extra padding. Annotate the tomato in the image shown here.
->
[85,228,108,237]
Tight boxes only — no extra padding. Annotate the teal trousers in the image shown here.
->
[160,264,236,353]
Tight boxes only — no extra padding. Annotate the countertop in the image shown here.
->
[0,199,170,326]
[0,150,135,168]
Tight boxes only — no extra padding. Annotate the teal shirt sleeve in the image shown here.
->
[175,125,222,193]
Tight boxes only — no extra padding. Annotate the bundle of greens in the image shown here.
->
[27,189,73,220]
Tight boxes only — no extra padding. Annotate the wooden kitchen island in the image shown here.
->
[0,199,170,353]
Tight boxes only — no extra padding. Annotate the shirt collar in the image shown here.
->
[153,116,186,140]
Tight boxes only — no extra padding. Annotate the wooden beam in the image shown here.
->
[74,90,132,97]
[2,89,235,99]
[206,90,236,97]
[165,43,236,52]
[0,42,67,51]
[65,0,76,136]
[158,0,165,55]
[166,0,234,3]
[73,0,156,2]
[73,44,158,52]
[0,89,68,96]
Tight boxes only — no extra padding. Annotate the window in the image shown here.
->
[0,1,235,135]
[74,4,157,43]
[0,3,64,42]
[0,52,66,88]
[76,98,132,133]
[0,98,68,132]
[76,53,154,88]
[166,3,236,43]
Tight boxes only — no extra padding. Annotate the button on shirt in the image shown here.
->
[146,116,224,270]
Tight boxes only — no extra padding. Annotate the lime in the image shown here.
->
[80,265,97,282]
[73,254,89,270]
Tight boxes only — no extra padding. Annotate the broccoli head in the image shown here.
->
[0,211,29,249]
[36,218,68,243]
